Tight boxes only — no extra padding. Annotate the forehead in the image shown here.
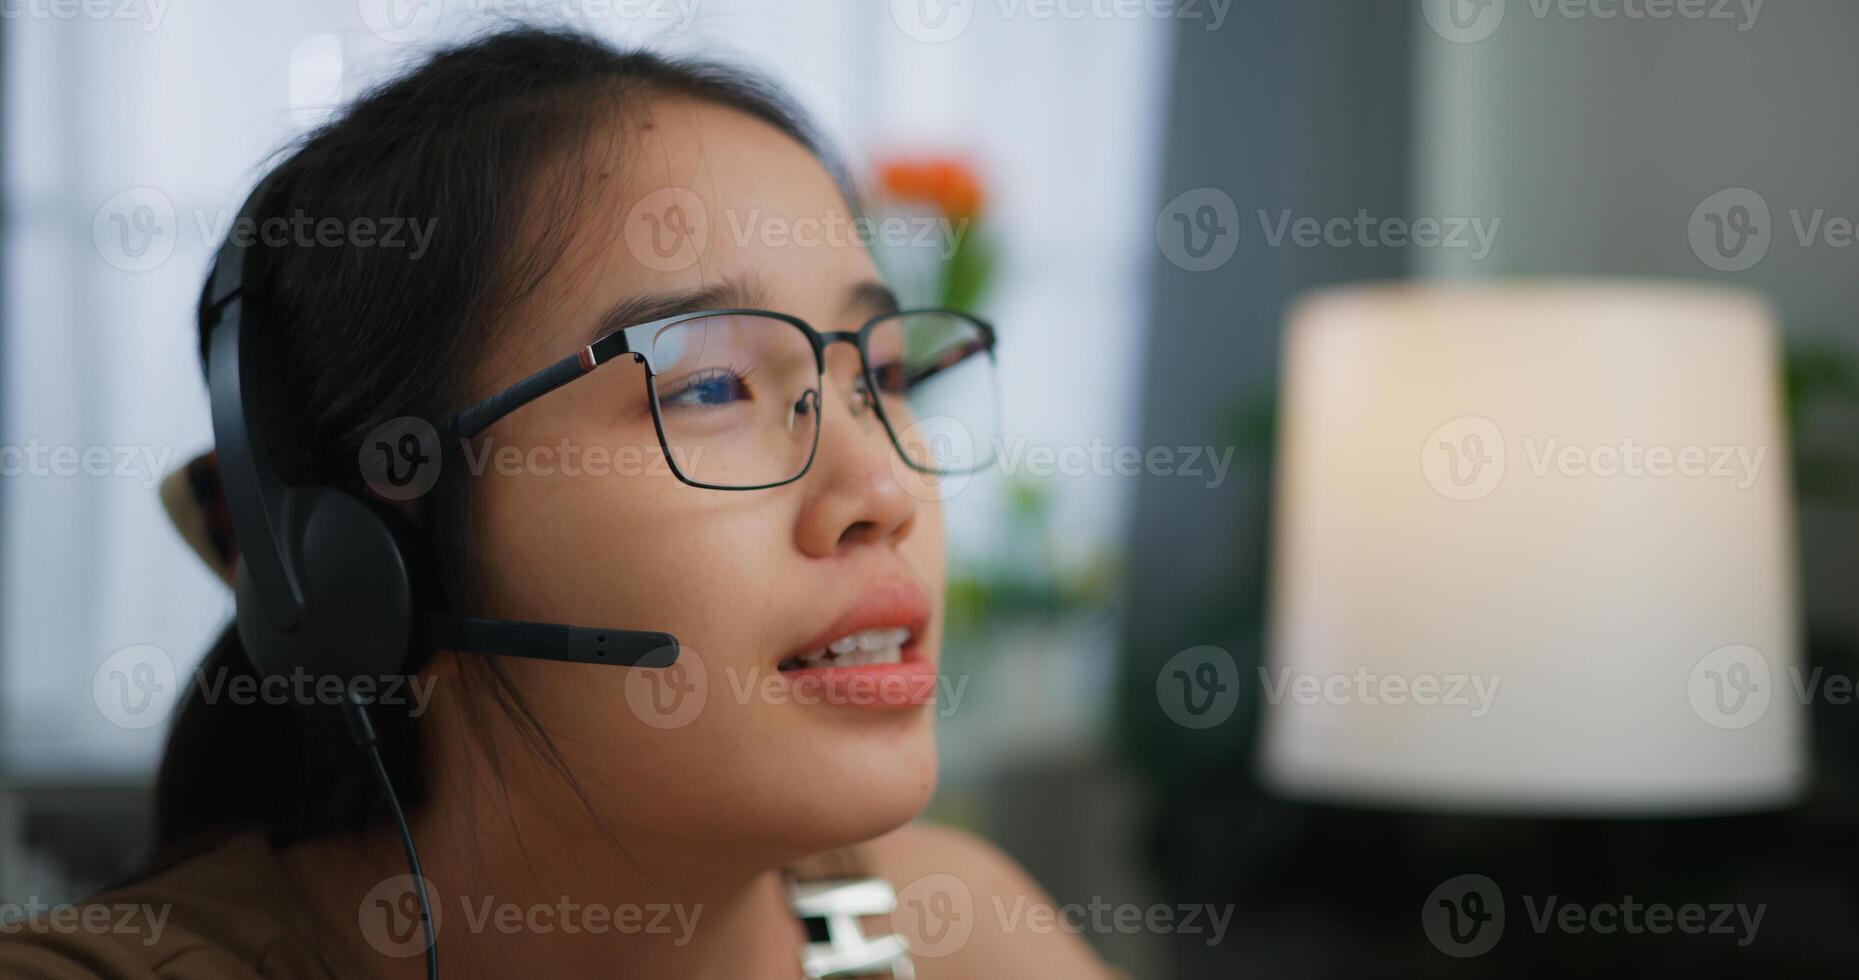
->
[484,95,875,382]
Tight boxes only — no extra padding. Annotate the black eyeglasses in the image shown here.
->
[439,308,1000,490]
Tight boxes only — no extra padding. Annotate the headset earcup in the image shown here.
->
[235,488,416,683]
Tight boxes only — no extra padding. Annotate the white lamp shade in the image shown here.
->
[1257,281,1808,814]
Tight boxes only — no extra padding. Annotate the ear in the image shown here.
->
[422,647,464,684]
[159,451,239,588]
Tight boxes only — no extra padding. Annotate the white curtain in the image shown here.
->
[2,0,1170,775]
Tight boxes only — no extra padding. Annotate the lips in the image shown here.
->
[778,578,931,670]
[776,578,937,709]
[776,626,911,671]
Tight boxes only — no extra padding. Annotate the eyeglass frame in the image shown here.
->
[436,307,999,491]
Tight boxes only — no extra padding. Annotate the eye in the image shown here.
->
[658,367,753,409]
[869,359,911,395]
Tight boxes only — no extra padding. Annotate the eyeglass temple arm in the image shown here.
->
[438,330,635,449]
[897,336,993,390]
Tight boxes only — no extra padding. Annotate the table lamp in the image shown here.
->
[1257,280,1807,814]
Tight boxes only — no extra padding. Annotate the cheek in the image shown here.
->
[470,461,793,665]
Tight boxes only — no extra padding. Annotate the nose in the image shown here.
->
[792,362,917,557]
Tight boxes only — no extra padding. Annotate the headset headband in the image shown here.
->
[203,177,306,633]
[200,174,677,676]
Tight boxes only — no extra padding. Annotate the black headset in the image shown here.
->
[197,176,682,979]
[199,176,680,685]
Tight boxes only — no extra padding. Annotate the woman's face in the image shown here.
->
[440,96,946,861]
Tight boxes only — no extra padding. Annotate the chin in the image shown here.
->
[768,713,940,856]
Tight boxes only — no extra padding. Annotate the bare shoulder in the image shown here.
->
[866,822,1127,980]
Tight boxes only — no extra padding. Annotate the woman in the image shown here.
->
[1,26,1115,979]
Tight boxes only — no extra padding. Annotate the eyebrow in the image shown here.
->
[582,274,773,346]
[583,276,903,347]
[844,280,901,322]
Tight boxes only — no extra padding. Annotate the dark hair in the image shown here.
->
[154,25,852,861]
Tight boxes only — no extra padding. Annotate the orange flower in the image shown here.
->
[877,155,985,219]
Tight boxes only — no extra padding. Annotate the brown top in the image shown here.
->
[0,834,369,979]
[0,834,878,980]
